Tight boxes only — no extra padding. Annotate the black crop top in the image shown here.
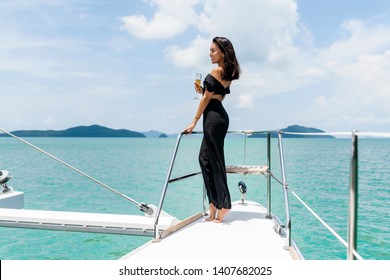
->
[203,74,230,96]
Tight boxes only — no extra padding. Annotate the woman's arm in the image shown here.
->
[183,89,213,134]
[183,68,223,134]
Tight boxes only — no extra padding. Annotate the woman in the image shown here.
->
[184,37,241,223]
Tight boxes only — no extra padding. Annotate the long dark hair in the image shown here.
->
[213,36,241,81]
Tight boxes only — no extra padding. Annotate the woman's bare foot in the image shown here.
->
[205,203,217,221]
[213,208,230,223]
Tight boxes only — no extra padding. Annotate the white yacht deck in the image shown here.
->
[121,201,298,260]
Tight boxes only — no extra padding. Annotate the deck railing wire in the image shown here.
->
[280,130,390,260]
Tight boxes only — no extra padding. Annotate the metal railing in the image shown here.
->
[348,132,359,260]
[277,131,292,247]
[153,130,292,245]
[153,129,390,260]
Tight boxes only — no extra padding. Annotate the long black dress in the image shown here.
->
[199,74,231,210]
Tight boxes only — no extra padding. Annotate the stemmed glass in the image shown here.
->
[194,73,202,99]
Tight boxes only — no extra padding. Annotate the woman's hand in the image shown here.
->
[184,88,211,135]
[183,121,196,135]
[194,83,203,94]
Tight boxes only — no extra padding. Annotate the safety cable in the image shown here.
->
[289,188,363,260]
[0,127,153,215]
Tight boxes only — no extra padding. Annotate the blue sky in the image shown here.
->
[1,0,390,133]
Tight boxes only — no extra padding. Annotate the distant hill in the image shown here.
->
[1,125,146,138]
[142,130,163,138]
[142,130,173,138]
[143,130,177,138]
[249,125,335,138]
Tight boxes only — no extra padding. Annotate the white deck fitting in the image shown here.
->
[121,201,295,260]
[0,208,178,236]
[0,191,24,209]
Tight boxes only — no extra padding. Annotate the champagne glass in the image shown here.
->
[194,73,202,99]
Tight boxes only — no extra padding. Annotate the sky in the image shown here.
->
[1,0,390,134]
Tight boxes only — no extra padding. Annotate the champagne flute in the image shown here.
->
[194,73,202,99]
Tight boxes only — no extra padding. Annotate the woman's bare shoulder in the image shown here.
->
[210,67,223,80]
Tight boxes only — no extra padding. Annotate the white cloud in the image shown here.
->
[319,19,390,65]
[121,0,300,64]
[120,0,201,40]
[172,0,299,66]
[310,22,390,126]
[164,36,210,69]
[237,93,254,108]
[314,96,328,107]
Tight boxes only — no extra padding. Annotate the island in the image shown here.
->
[0,125,146,138]
[248,125,335,138]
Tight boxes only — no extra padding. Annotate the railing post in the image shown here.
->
[154,133,184,239]
[348,132,359,259]
[266,132,272,218]
[277,131,292,247]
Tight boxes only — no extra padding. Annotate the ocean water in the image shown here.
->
[0,136,389,260]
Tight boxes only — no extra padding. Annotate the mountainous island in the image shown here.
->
[249,125,335,138]
[0,124,334,138]
[0,125,146,138]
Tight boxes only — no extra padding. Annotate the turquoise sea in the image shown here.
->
[0,136,389,260]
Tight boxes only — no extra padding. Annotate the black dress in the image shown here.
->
[199,74,231,210]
